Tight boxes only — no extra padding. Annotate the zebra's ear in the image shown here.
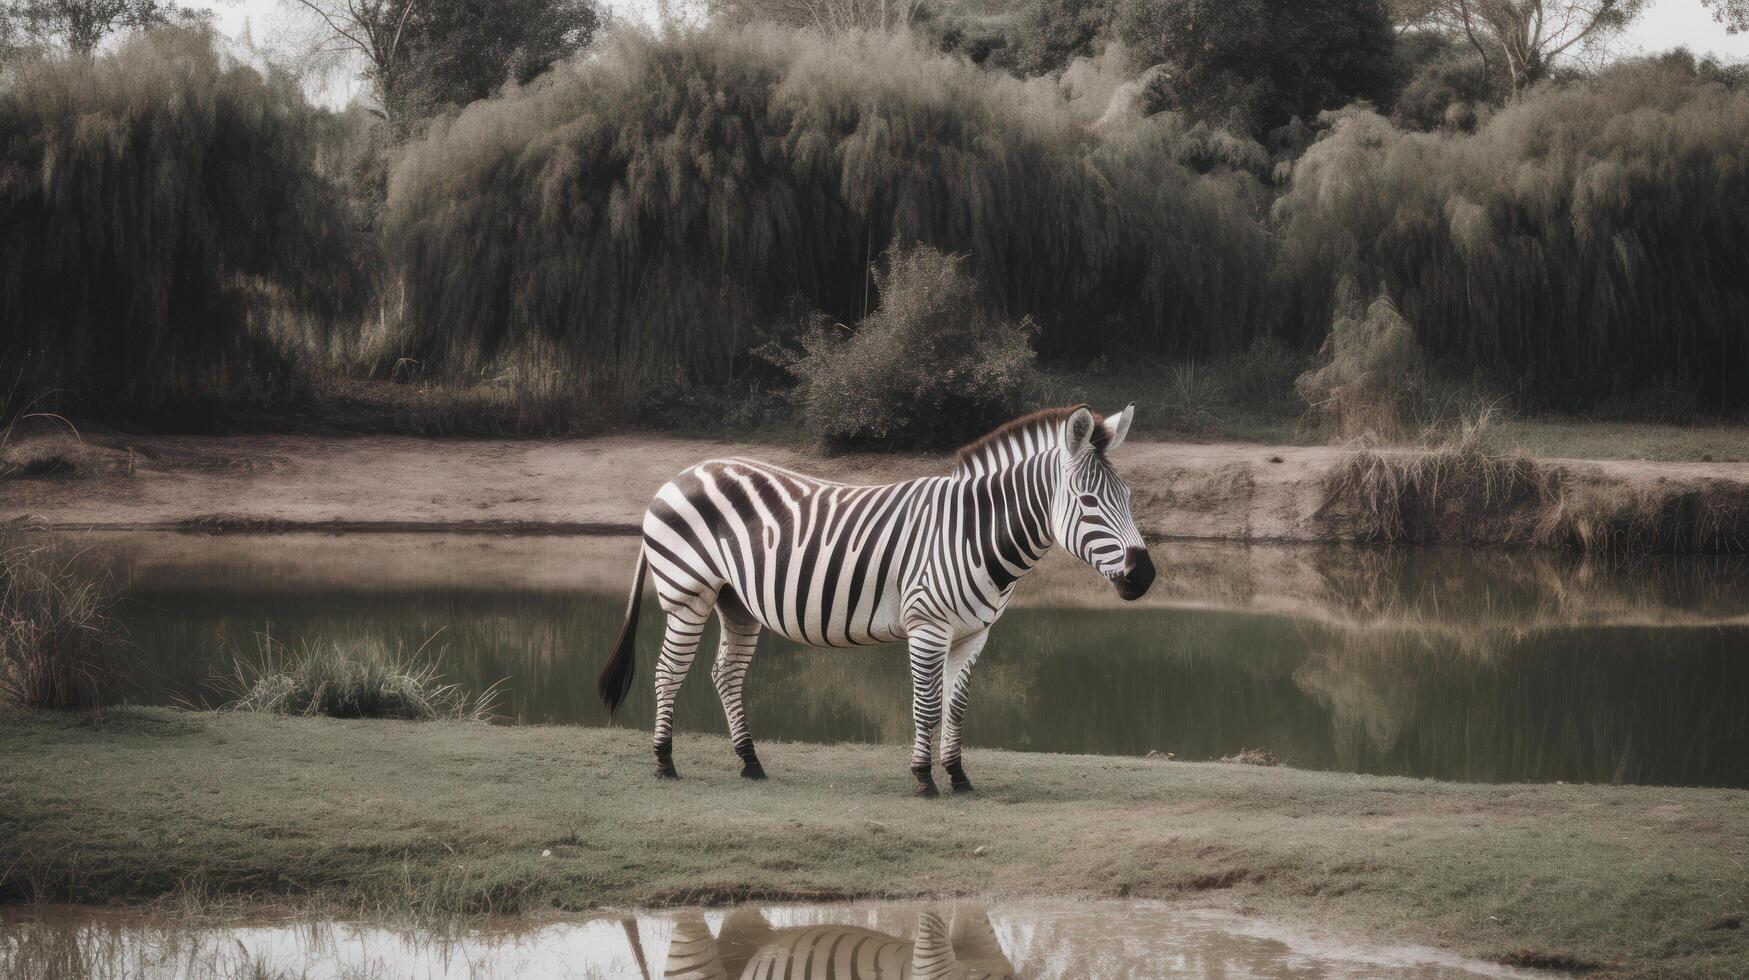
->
[1102,403,1135,452]
[1064,407,1096,455]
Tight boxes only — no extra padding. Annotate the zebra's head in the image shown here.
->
[1054,404,1154,601]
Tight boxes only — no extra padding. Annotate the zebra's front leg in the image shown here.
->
[652,606,709,779]
[711,611,766,780]
[907,627,950,797]
[941,628,990,794]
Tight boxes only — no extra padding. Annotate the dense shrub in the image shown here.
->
[383,26,1273,401]
[0,27,366,417]
[1001,0,1106,76]
[1390,30,1494,132]
[1296,282,1424,439]
[1107,0,1398,134]
[1275,58,1749,410]
[775,245,1039,450]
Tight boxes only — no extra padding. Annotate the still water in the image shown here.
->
[0,899,1545,979]
[80,532,1749,789]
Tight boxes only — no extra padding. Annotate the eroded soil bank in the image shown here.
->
[5,432,1749,552]
[0,708,1744,978]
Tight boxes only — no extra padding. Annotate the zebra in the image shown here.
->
[661,904,1015,980]
[597,404,1155,796]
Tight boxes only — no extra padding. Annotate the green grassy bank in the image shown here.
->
[1,707,1744,976]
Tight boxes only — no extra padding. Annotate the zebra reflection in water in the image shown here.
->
[662,904,1016,980]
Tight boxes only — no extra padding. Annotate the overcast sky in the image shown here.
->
[185,0,1749,109]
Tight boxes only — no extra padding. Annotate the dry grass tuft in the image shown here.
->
[0,541,121,710]
[1322,413,1557,547]
[213,635,502,722]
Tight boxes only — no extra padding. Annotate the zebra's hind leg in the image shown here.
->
[711,595,766,780]
[906,626,951,797]
[652,605,710,779]
[941,629,990,794]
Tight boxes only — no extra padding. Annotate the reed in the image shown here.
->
[383,25,1273,401]
[0,26,367,418]
[1275,56,1749,411]
[0,541,119,710]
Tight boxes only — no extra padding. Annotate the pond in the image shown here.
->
[77,532,1749,789]
[0,898,1545,979]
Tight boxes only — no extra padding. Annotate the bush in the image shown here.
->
[1296,282,1424,440]
[1275,57,1749,412]
[216,637,500,721]
[1107,0,1398,134]
[0,27,367,419]
[775,245,1039,450]
[1001,0,1107,76]
[1390,31,1494,132]
[383,26,1272,402]
[0,541,119,710]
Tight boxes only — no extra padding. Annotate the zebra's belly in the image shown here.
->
[731,583,909,648]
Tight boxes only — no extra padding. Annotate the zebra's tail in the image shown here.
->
[598,548,648,715]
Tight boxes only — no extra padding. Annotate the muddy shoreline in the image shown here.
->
[6,432,1749,553]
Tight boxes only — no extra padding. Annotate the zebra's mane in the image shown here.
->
[952,405,1107,476]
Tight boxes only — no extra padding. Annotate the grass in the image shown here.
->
[213,635,502,722]
[1320,415,1749,554]
[0,707,1744,976]
[0,541,120,710]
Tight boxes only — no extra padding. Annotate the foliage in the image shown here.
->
[384,26,1273,402]
[1296,282,1424,439]
[0,540,118,710]
[287,0,601,128]
[1397,0,1646,98]
[1702,0,1748,32]
[2,0,174,54]
[1390,29,1495,130]
[1274,57,1749,411]
[1107,0,1399,133]
[709,0,926,32]
[215,635,500,721]
[773,245,1039,450]
[1000,0,1106,76]
[0,27,366,417]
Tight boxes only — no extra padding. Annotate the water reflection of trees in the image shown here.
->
[98,541,1749,788]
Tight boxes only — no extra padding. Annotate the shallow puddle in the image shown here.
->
[65,532,1749,787]
[0,899,1547,979]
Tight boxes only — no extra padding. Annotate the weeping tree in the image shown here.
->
[383,26,1273,401]
[0,27,366,416]
[1273,56,1749,410]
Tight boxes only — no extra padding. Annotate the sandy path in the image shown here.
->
[4,433,1747,546]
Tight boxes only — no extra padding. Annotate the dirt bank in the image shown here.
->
[4,432,1749,552]
[1,707,1743,978]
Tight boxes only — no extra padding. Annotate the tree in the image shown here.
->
[1400,1,1646,98]
[287,0,600,127]
[1701,0,1748,32]
[707,0,925,32]
[3,0,174,54]
[1109,0,1399,134]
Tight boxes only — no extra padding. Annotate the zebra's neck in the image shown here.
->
[962,448,1061,592]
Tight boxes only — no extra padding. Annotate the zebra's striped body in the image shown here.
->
[662,905,1015,980]
[599,405,1153,793]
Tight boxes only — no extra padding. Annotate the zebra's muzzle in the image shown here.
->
[1111,546,1155,600]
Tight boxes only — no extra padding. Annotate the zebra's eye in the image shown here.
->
[1079,494,1100,508]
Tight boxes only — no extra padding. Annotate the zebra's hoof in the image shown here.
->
[740,762,768,780]
[655,767,680,780]
[950,778,975,794]
[915,777,940,798]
